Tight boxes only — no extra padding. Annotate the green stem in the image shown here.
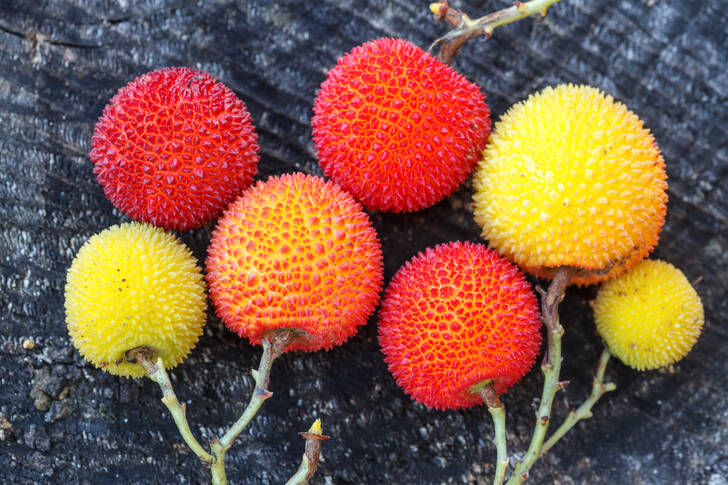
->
[539,348,616,456]
[285,464,309,485]
[506,267,575,485]
[209,330,294,485]
[480,385,508,485]
[430,0,563,63]
[136,353,215,466]
[285,419,328,485]
[210,452,226,485]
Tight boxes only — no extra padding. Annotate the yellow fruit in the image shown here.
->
[593,260,703,370]
[473,84,667,285]
[64,222,207,377]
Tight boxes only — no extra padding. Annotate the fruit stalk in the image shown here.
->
[506,266,575,485]
[539,348,616,456]
[210,330,294,485]
[429,0,563,63]
[480,384,508,485]
[134,350,215,466]
[285,419,329,485]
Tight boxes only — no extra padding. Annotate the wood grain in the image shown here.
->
[1,0,726,483]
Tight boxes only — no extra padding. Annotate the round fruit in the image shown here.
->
[313,38,491,212]
[594,259,704,370]
[473,84,667,285]
[378,241,541,410]
[90,67,259,231]
[64,222,207,377]
[206,173,383,352]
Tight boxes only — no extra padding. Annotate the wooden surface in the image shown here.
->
[1,1,727,484]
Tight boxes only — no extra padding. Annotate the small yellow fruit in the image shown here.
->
[473,84,667,285]
[64,222,207,377]
[593,260,704,370]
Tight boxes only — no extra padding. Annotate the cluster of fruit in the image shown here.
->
[64,37,703,482]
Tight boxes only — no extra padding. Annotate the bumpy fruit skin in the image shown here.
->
[64,222,207,377]
[90,67,260,231]
[473,84,667,285]
[312,38,491,213]
[378,241,541,410]
[206,173,384,352]
[594,260,704,371]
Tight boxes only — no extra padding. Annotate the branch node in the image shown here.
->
[428,0,564,64]
[255,387,274,400]
[479,383,504,409]
[538,348,616,458]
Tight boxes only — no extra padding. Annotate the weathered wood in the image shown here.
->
[1,0,726,483]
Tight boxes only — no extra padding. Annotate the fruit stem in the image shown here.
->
[285,419,329,485]
[135,352,215,467]
[539,347,616,456]
[505,266,575,485]
[209,329,294,484]
[480,384,508,485]
[429,0,563,64]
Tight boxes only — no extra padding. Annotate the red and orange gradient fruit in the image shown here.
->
[90,67,260,231]
[378,241,541,410]
[206,173,384,352]
[313,38,491,213]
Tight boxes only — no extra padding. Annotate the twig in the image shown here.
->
[539,348,616,456]
[285,419,329,485]
[210,329,295,485]
[132,331,301,484]
[480,384,508,485]
[429,0,563,64]
[505,266,575,485]
[133,349,215,466]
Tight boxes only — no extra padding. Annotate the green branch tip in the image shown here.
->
[285,419,329,485]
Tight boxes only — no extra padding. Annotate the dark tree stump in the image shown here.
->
[1,1,726,484]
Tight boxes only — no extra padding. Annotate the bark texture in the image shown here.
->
[1,1,726,484]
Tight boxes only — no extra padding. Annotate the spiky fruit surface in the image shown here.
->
[90,67,259,231]
[378,241,541,410]
[64,222,207,377]
[473,84,667,285]
[206,173,384,352]
[312,38,491,213]
[594,260,703,371]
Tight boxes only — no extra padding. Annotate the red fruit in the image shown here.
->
[206,173,384,352]
[378,242,541,410]
[312,38,491,213]
[90,67,259,231]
